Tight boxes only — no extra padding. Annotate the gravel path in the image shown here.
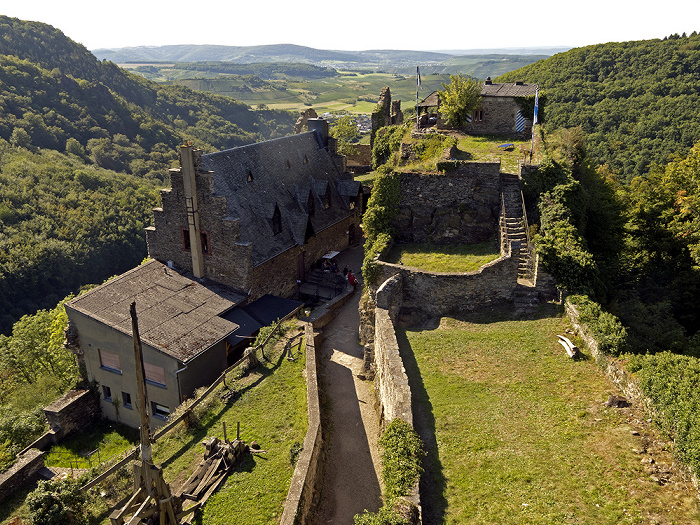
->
[315,244,382,524]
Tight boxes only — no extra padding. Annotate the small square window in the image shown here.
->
[103,385,112,401]
[122,392,132,409]
[151,402,170,420]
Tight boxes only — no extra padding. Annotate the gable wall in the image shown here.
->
[146,166,253,293]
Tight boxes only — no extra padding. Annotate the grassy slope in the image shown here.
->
[0,336,308,525]
[399,307,699,524]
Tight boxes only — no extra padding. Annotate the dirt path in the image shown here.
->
[316,244,382,524]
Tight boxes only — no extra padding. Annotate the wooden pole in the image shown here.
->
[131,302,152,464]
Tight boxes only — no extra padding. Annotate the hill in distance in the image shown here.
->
[92,43,554,77]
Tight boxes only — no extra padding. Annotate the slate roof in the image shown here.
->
[418,91,440,107]
[201,132,358,266]
[481,82,538,98]
[66,259,246,362]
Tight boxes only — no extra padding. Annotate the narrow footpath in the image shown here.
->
[315,244,382,524]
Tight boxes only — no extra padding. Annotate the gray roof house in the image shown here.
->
[464,79,539,136]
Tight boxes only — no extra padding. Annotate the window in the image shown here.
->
[182,228,191,251]
[144,363,166,387]
[103,385,112,401]
[247,170,254,182]
[122,392,132,409]
[151,402,170,420]
[303,154,308,164]
[182,228,210,254]
[285,159,291,169]
[271,205,282,235]
[473,109,484,122]
[99,349,121,373]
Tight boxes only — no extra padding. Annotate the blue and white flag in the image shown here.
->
[417,66,421,89]
[515,110,525,132]
[533,86,539,125]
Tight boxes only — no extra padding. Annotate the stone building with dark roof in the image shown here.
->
[145,118,362,300]
[464,79,538,136]
[65,118,360,427]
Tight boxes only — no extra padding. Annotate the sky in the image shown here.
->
[3,1,700,52]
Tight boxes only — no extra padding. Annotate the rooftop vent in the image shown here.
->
[515,81,524,86]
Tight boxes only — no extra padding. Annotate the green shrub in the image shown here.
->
[27,478,86,525]
[568,295,628,356]
[353,505,407,525]
[627,352,700,475]
[362,171,401,285]
[372,125,408,169]
[379,419,424,500]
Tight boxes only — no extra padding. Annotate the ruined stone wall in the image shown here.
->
[391,164,501,245]
[369,241,520,326]
[0,449,43,504]
[345,144,372,167]
[44,389,100,438]
[374,275,412,425]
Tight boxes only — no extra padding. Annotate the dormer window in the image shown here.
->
[247,170,254,182]
[303,154,309,164]
[285,160,291,170]
[324,185,331,209]
[271,204,282,235]
[307,190,315,217]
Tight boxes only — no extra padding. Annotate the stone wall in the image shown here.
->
[373,241,520,326]
[44,389,100,439]
[0,449,43,504]
[281,323,324,525]
[374,275,412,425]
[345,144,372,168]
[147,166,253,293]
[391,164,501,245]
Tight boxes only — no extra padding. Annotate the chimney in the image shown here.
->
[515,81,524,86]
[179,145,205,279]
[485,77,492,85]
[307,118,329,149]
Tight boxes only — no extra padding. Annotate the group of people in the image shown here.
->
[322,259,358,287]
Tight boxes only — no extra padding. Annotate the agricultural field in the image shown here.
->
[399,308,699,524]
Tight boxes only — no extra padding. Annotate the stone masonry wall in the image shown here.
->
[44,389,100,438]
[465,97,530,137]
[250,214,360,301]
[147,166,253,292]
[392,164,501,245]
[0,449,43,504]
[374,275,412,425]
[371,241,520,326]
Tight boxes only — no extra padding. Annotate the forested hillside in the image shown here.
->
[498,32,700,181]
[0,16,295,179]
[0,16,296,334]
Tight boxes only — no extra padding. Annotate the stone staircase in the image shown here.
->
[500,173,533,282]
[501,173,540,315]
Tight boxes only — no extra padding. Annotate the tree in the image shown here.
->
[438,74,482,128]
[330,115,358,155]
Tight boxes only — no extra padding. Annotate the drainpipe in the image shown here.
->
[180,145,205,278]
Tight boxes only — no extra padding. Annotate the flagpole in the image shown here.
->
[530,84,539,162]
[416,65,421,129]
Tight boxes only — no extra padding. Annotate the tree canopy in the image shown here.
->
[438,74,482,128]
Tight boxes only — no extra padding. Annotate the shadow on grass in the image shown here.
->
[158,346,289,472]
[395,328,447,525]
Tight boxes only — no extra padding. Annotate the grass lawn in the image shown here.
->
[383,241,500,273]
[453,134,535,174]
[0,332,308,525]
[43,420,139,469]
[399,306,699,524]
